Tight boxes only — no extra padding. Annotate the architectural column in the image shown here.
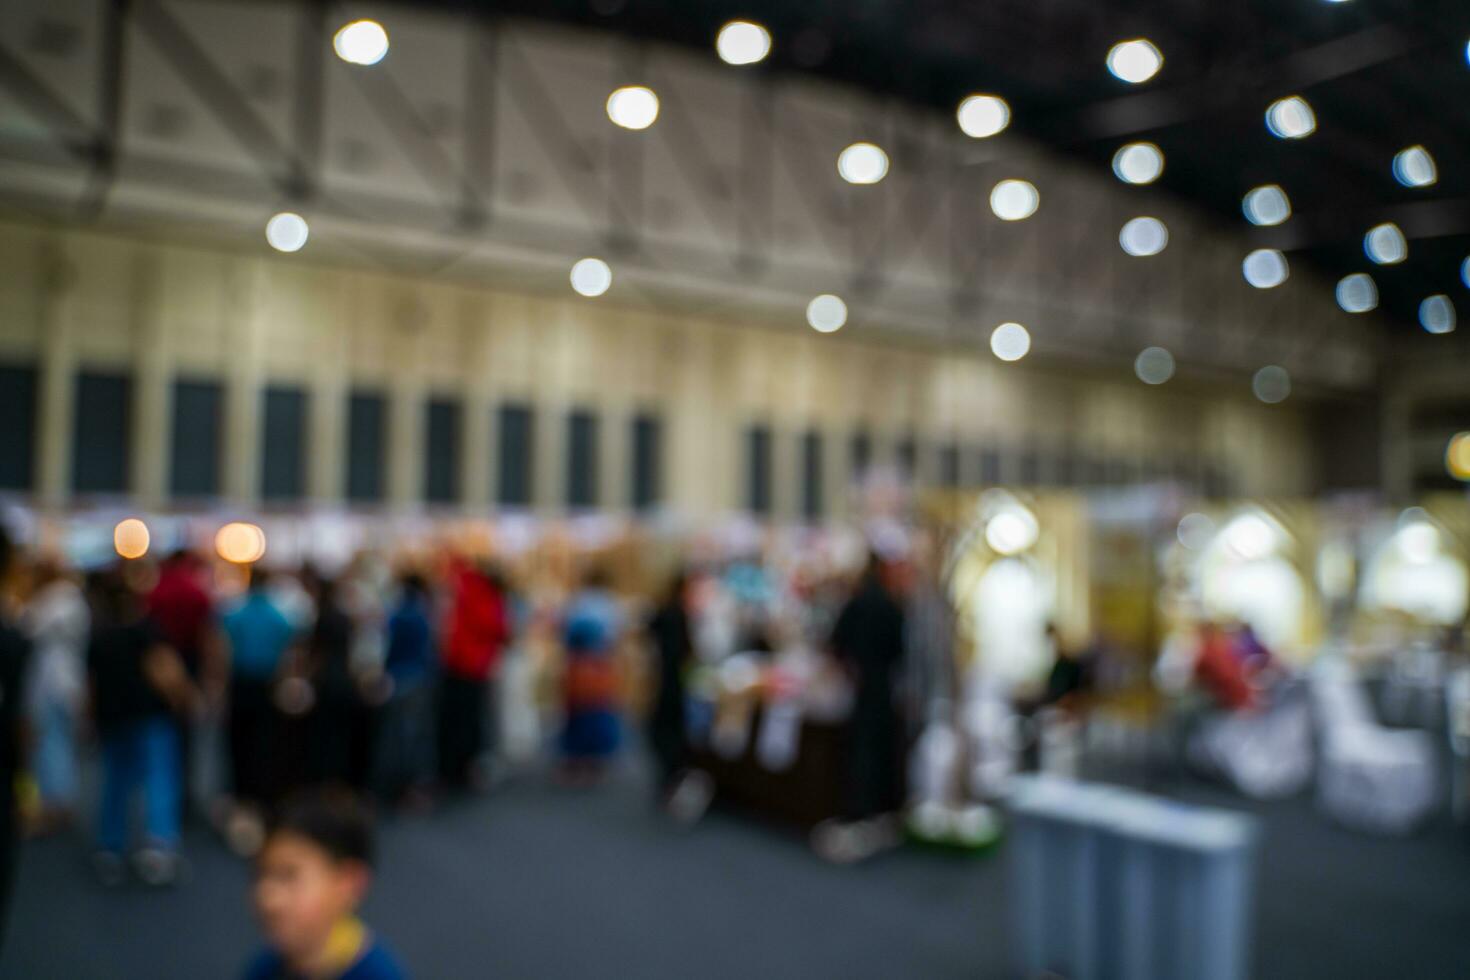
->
[35,239,77,510]
[222,259,269,507]
[129,249,169,508]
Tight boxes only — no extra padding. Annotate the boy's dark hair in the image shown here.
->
[268,790,374,867]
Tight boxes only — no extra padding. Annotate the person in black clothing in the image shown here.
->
[304,578,363,792]
[87,568,198,886]
[646,569,693,800]
[0,526,30,946]
[829,554,908,824]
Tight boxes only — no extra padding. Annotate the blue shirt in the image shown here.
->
[384,596,433,685]
[243,938,405,980]
[223,593,295,680]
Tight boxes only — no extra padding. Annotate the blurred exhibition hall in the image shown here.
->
[1,0,1470,977]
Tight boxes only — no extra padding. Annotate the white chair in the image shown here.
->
[1309,661,1438,835]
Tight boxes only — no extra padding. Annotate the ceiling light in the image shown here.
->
[606,85,659,130]
[956,95,1010,138]
[806,294,847,333]
[1335,273,1378,313]
[1107,39,1163,84]
[1252,365,1291,404]
[1119,216,1168,256]
[1393,145,1437,188]
[265,212,309,252]
[1243,185,1291,226]
[990,179,1039,221]
[837,142,888,184]
[1364,223,1407,265]
[1266,96,1316,139]
[1243,249,1288,289]
[1134,346,1175,384]
[1112,142,1164,184]
[333,19,389,66]
[570,257,612,297]
[716,20,771,66]
[1420,295,1456,335]
[990,322,1031,362]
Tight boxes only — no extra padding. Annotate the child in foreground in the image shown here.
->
[243,791,406,980]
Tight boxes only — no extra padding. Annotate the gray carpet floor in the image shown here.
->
[2,766,1468,979]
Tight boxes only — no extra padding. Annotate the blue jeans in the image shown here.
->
[31,697,79,807]
[97,717,181,855]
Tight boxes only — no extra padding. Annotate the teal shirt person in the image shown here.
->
[223,591,295,680]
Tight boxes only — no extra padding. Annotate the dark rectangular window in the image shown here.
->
[630,413,661,512]
[940,443,961,488]
[1020,449,1040,485]
[850,429,872,478]
[897,436,918,481]
[746,424,772,515]
[345,390,387,504]
[260,385,307,502]
[72,370,131,494]
[497,403,534,507]
[801,429,823,521]
[566,409,599,509]
[170,378,221,498]
[979,447,1002,485]
[1058,448,1081,487]
[424,397,462,505]
[0,363,37,491]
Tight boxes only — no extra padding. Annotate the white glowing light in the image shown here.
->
[1363,223,1407,266]
[1462,256,1470,289]
[990,322,1031,362]
[986,507,1039,555]
[957,95,1011,138]
[1398,522,1440,565]
[216,522,267,564]
[1134,346,1175,384]
[1119,216,1168,257]
[333,19,389,65]
[1243,249,1289,289]
[569,257,612,297]
[1107,39,1163,84]
[1335,273,1378,314]
[606,86,659,130]
[1266,96,1316,139]
[1177,513,1215,551]
[1252,365,1291,404]
[990,179,1039,221]
[1393,146,1437,188]
[1112,143,1164,185]
[1420,295,1456,335]
[806,294,847,333]
[1223,513,1279,561]
[265,212,309,253]
[1243,185,1291,226]
[837,142,888,184]
[715,20,771,65]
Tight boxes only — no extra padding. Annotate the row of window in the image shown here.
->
[0,364,1233,512]
[0,366,662,510]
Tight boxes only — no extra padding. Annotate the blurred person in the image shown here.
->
[244,789,405,980]
[376,573,436,806]
[0,526,31,941]
[21,558,89,831]
[87,569,199,886]
[559,566,625,783]
[645,568,709,817]
[223,570,299,847]
[437,561,510,790]
[1040,622,1094,713]
[304,578,362,792]
[815,554,906,862]
[147,549,218,819]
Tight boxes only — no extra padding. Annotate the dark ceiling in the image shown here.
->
[429,0,1470,336]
